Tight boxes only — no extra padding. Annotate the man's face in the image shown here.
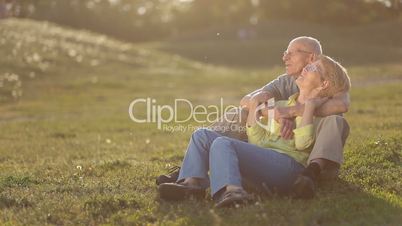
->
[282,41,314,77]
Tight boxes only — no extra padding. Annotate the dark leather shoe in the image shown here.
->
[292,175,316,199]
[215,189,253,208]
[158,183,205,201]
[156,166,180,185]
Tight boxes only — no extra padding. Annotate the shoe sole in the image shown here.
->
[156,175,177,185]
[158,184,205,201]
[215,194,253,208]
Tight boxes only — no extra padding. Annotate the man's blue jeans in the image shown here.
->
[177,128,305,197]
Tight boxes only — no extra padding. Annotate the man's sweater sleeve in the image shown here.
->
[261,75,287,100]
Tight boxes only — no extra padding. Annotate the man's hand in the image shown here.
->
[280,118,295,140]
[272,106,296,139]
[242,91,271,109]
[306,97,329,109]
[251,91,271,106]
[274,106,293,120]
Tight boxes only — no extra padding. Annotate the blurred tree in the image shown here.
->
[7,0,401,41]
[259,0,397,25]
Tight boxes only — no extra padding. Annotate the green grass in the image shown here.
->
[0,18,401,225]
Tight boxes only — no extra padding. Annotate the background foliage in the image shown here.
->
[8,0,402,42]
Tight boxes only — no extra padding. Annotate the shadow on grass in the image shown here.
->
[152,178,402,226]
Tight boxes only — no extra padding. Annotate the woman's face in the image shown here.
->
[296,60,325,92]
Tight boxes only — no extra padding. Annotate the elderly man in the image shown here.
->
[157,36,350,199]
[239,36,350,198]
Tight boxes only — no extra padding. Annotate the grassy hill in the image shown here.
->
[0,18,401,225]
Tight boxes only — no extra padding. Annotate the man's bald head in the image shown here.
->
[290,36,322,55]
[283,36,322,76]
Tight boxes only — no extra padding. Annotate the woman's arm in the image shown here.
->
[295,97,328,150]
[300,102,316,127]
[246,96,262,126]
[245,96,271,145]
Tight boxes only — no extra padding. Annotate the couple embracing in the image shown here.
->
[157,36,351,208]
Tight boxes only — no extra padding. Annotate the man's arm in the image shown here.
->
[314,92,350,117]
[259,99,296,140]
[240,88,261,107]
[241,89,297,140]
[240,89,273,109]
[240,74,296,139]
[246,95,261,127]
[275,91,350,118]
[240,74,287,108]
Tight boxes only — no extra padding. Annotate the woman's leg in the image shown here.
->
[177,128,222,189]
[209,137,305,197]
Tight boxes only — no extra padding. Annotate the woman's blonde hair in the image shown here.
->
[317,55,351,97]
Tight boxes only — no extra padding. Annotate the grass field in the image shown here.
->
[0,18,401,225]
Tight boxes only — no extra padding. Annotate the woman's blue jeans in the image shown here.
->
[177,128,305,197]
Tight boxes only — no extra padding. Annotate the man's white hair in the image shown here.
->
[291,36,322,55]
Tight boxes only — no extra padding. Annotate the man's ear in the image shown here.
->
[309,53,318,63]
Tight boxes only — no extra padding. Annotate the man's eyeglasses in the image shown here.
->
[283,49,312,57]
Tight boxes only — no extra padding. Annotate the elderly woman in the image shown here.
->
[158,55,351,207]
